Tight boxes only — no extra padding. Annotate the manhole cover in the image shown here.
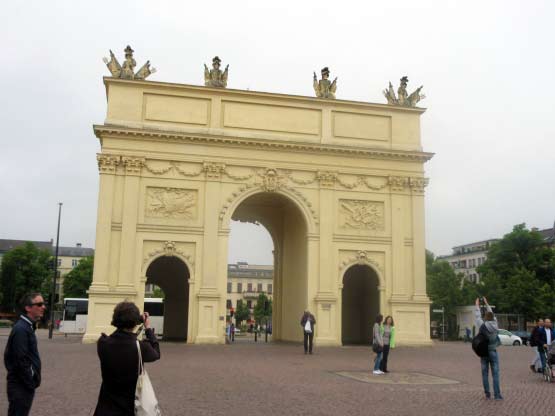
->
[334,371,460,385]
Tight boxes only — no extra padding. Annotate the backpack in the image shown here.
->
[472,325,489,357]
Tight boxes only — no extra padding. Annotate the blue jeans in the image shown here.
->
[538,346,546,370]
[374,350,383,371]
[481,350,501,398]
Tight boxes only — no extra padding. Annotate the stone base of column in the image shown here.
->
[389,299,432,346]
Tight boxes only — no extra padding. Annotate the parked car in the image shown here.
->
[512,330,531,346]
[498,329,522,346]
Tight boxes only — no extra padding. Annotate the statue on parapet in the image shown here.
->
[313,67,337,99]
[383,76,425,107]
[204,56,229,88]
[103,45,156,80]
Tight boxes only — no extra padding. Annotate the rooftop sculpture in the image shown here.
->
[103,45,155,80]
[383,76,425,107]
[204,56,229,88]
[313,67,337,99]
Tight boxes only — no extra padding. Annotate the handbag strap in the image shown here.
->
[136,340,144,376]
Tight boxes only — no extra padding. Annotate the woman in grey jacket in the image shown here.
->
[475,297,502,400]
[372,314,384,375]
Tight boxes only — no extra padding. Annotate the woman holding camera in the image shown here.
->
[94,301,161,415]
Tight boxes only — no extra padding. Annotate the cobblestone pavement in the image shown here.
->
[0,329,553,416]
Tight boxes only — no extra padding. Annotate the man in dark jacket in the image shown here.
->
[4,292,47,416]
[530,319,544,373]
[537,318,555,373]
[94,302,160,415]
[300,310,316,355]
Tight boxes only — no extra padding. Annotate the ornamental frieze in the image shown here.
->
[339,200,385,231]
[142,240,195,269]
[145,187,197,219]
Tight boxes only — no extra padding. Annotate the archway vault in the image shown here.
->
[84,77,433,346]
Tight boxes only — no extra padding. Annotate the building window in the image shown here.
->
[267,284,273,294]
[247,283,252,292]
[57,258,62,267]
[237,283,242,293]
[227,282,232,293]
[257,283,263,292]
[247,300,252,309]
[72,259,79,267]
[226,299,232,309]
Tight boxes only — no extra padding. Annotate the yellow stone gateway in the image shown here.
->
[85,54,433,346]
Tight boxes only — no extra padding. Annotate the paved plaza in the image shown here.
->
[1,330,553,416]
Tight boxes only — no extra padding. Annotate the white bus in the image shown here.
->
[59,298,164,335]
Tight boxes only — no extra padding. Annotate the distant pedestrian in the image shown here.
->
[465,327,471,343]
[94,301,160,415]
[537,318,555,373]
[231,323,235,342]
[4,292,47,416]
[372,314,384,375]
[529,319,544,373]
[300,310,316,354]
[474,297,503,400]
[379,316,395,373]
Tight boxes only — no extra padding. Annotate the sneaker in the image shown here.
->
[485,392,491,399]
[530,364,536,373]
[494,396,504,401]
[372,370,382,375]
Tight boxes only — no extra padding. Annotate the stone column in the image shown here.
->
[116,156,145,293]
[316,171,336,293]
[89,154,119,292]
[389,176,409,301]
[410,177,429,301]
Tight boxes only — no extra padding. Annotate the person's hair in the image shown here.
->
[484,311,494,321]
[20,292,42,309]
[111,302,141,329]
[375,314,383,324]
[384,315,394,326]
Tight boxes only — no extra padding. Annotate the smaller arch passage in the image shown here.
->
[146,256,190,342]
[341,265,380,345]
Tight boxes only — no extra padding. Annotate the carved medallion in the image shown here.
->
[146,187,197,219]
[339,200,384,231]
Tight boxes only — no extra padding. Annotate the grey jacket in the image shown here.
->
[373,323,383,346]
[475,305,499,351]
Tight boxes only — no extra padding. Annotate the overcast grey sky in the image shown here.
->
[1,1,553,264]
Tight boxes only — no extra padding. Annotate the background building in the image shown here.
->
[438,239,499,283]
[0,239,53,267]
[227,262,273,321]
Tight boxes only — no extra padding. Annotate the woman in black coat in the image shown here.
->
[94,301,161,416]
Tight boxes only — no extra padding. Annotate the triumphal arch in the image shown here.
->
[84,48,433,345]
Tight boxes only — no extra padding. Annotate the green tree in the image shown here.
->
[253,293,272,324]
[478,224,555,320]
[62,256,94,298]
[234,300,250,326]
[0,242,51,312]
[151,285,165,299]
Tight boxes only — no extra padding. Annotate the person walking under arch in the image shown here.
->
[300,310,316,354]
[475,297,502,400]
[379,316,396,373]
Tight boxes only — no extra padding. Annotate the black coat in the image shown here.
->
[300,313,316,333]
[3,316,41,391]
[94,328,160,416]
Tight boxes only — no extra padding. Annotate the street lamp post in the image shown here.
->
[48,202,62,339]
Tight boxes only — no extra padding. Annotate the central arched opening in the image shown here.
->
[342,264,380,345]
[229,191,308,342]
[146,256,190,342]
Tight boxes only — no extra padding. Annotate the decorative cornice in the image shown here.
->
[93,125,434,163]
[97,153,120,174]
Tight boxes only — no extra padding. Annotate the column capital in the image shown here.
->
[97,153,120,174]
[409,177,429,194]
[122,156,145,176]
[202,162,226,180]
[388,175,409,192]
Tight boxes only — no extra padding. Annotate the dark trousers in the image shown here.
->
[303,331,314,353]
[7,382,35,416]
[380,344,391,371]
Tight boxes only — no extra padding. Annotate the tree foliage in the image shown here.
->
[63,256,94,298]
[253,293,272,324]
[477,224,555,320]
[234,300,250,325]
[0,242,52,311]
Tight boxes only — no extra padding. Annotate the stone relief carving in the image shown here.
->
[316,171,337,188]
[204,56,228,88]
[313,67,337,99]
[142,241,195,268]
[97,154,120,173]
[258,168,287,192]
[103,45,155,80]
[383,76,425,107]
[339,250,384,273]
[202,162,226,180]
[146,187,197,219]
[388,176,409,192]
[122,156,145,175]
[409,177,429,194]
[339,200,385,231]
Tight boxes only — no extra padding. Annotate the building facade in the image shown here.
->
[227,262,273,319]
[85,73,433,346]
[438,239,498,283]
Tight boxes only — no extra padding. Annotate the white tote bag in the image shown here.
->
[304,320,312,333]
[135,341,161,416]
